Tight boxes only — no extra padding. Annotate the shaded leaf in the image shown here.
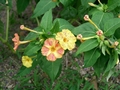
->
[50,21,59,33]
[93,54,109,77]
[17,0,30,13]
[60,6,77,20]
[81,0,95,8]
[105,50,118,73]
[59,0,74,7]
[76,39,99,56]
[0,0,5,4]
[84,48,101,67]
[107,0,120,11]
[55,18,74,31]
[32,0,56,18]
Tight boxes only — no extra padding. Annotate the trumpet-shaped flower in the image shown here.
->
[12,33,31,51]
[22,56,33,68]
[12,33,20,51]
[56,29,76,50]
[41,38,64,61]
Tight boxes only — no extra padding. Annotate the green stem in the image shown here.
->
[0,0,15,53]
[5,1,9,42]
[98,0,103,6]
[36,17,40,26]
[0,37,5,43]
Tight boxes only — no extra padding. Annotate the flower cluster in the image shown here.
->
[41,29,76,61]
[12,25,76,67]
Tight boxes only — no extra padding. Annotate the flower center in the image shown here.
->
[26,59,30,62]
[63,38,68,42]
[50,46,56,52]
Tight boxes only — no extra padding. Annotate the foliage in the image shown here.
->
[0,0,120,89]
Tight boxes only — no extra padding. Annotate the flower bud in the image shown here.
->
[88,3,97,7]
[104,40,110,47]
[77,34,83,40]
[20,25,25,30]
[84,15,90,21]
[114,41,119,47]
[96,30,103,36]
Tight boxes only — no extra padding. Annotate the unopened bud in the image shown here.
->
[114,41,119,46]
[88,3,97,7]
[84,15,90,21]
[20,25,25,30]
[77,34,83,40]
[116,59,119,64]
[96,30,103,36]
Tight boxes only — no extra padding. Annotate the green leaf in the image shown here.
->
[101,44,106,55]
[114,28,120,39]
[91,11,114,30]
[73,23,96,36]
[60,6,77,20]
[84,48,101,67]
[38,53,62,81]
[93,54,109,77]
[81,0,95,8]
[0,0,5,4]
[76,39,99,56]
[40,9,53,32]
[32,0,56,18]
[24,42,41,56]
[59,0,74,7]
[105,50,118,73]
[55,18,74,31]
[50,21,59,33]
[104,18,120,36]
[17,0,30,13]
[0,20,4,34]
[107,0,120,11]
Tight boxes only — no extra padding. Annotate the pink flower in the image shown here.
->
[41,38,64,61]
[96,30,103,36]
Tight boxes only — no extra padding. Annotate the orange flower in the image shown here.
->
[12,33,20,51]
[41,38,64,61]
[12,33,31,51]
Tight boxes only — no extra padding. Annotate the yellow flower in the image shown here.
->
[56,29,76,50]
[22,56,33,68]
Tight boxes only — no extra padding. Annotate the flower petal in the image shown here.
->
[41,46,50,56]
[47,53,56,61]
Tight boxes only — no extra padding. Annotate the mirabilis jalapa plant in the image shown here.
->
[12,0,120,85]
